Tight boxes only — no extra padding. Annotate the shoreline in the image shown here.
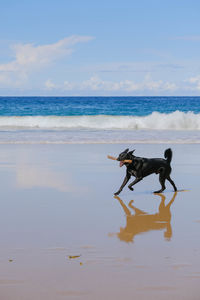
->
[0,128,200,144]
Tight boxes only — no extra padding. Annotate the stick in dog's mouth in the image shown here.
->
[107,155,117,160]
[107,155,132,167]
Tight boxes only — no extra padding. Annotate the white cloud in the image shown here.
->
[46,75,178,93]
[45,79,58,90]
[63,80,75,90]
[0,35,94,87]
[81,75,178,92]
[187,75,200,90]
[80,76,141,91]
[142,74,177,91]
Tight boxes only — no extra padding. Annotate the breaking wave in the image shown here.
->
[0,111,200,130]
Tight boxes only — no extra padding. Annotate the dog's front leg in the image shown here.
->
[128,177,143,191]
[114,173,131,196]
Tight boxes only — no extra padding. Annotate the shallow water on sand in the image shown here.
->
[0,144,200,300]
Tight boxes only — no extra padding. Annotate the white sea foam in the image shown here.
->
[0,111,200,130]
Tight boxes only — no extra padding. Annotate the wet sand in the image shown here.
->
[0,143,200,299]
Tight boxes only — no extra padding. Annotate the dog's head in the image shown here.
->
[117,148,135,167]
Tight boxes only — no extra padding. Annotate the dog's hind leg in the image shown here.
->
[154,173,166,193]
[166,175,177,192]
[128,177,143,191]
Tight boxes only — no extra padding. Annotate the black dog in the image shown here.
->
[114,148,177,195]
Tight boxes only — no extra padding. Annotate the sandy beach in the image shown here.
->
[0,143,200,300]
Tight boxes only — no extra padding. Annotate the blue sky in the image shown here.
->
[0,0,200,95]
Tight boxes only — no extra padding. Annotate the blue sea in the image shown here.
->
[0,96,200,143]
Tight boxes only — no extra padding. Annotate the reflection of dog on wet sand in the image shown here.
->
[114,192,177,243]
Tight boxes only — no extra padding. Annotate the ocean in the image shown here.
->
[0,96,200,143]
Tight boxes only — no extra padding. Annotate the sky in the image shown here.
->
[0,0,200,96]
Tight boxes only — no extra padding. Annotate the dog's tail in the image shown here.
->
[164,148,172,164]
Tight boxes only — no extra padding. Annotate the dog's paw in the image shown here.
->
[114,191,120,196]
[154,190,162,194]
[128,186,134,191]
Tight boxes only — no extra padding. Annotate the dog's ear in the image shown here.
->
[124,148,129,153]
[129,150,135,155]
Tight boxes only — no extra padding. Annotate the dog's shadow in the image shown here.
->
[113,192,177,243]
